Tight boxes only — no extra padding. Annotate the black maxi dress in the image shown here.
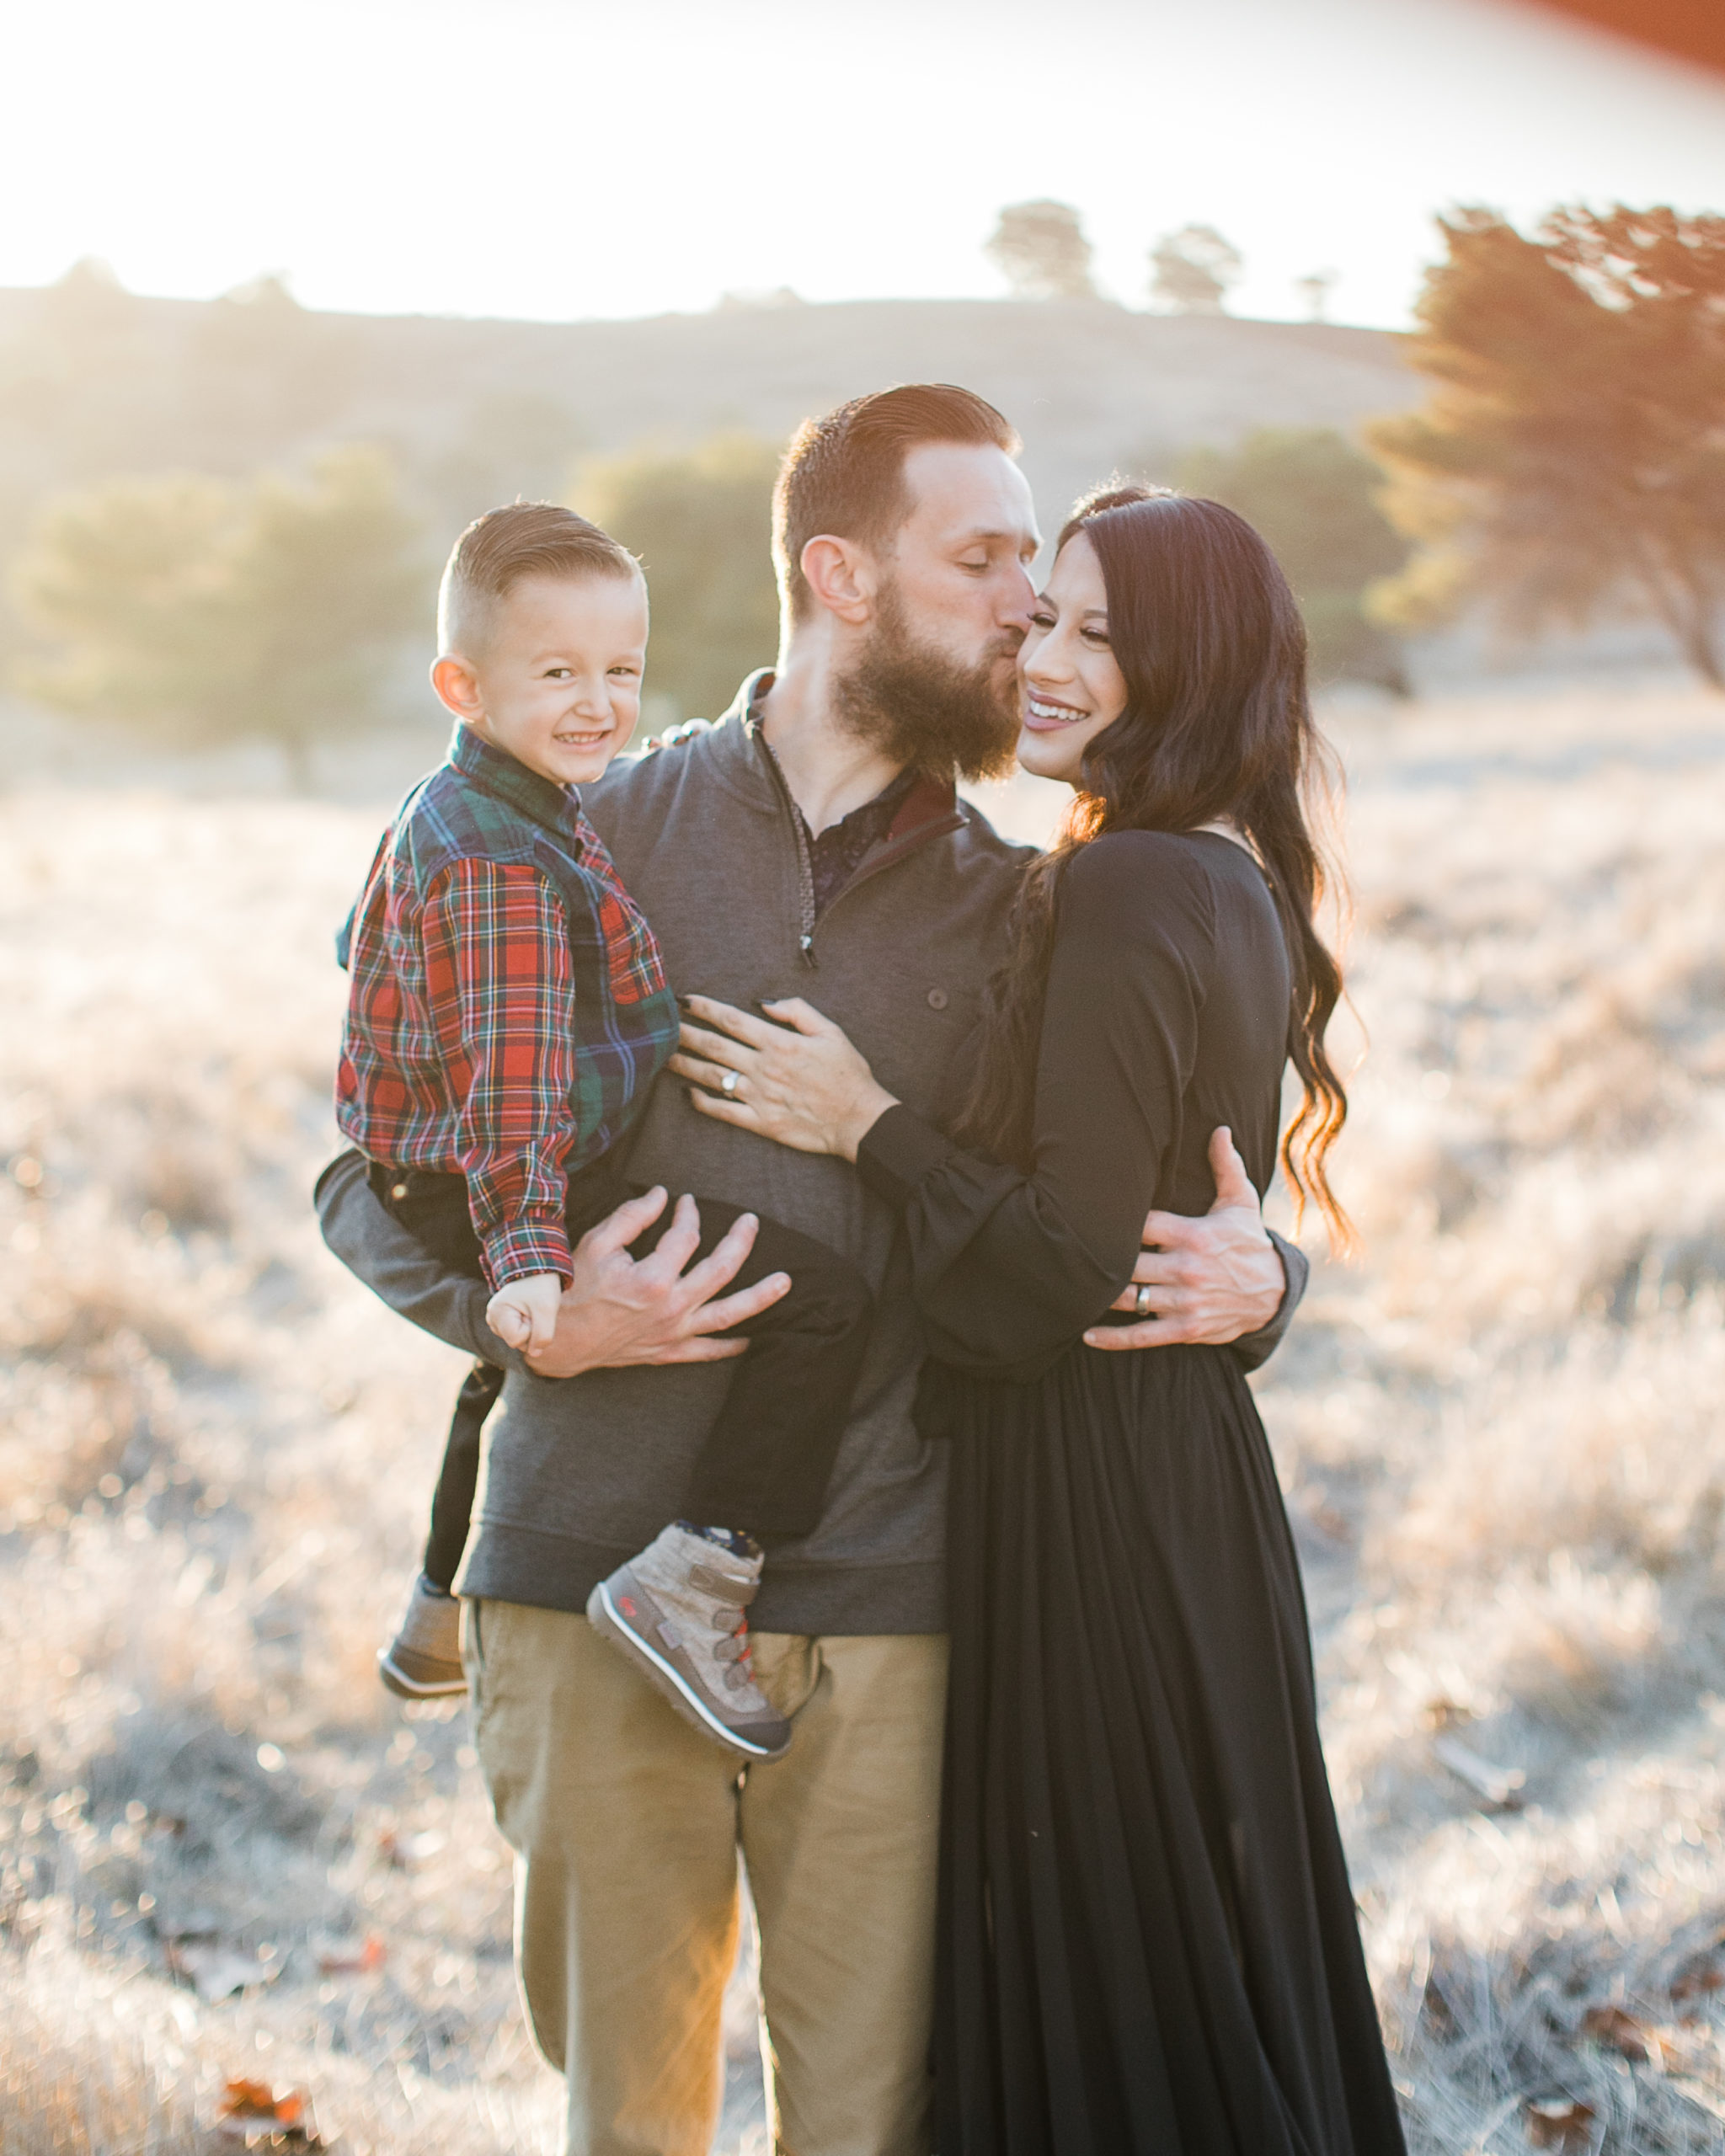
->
[853,830,1406,2156]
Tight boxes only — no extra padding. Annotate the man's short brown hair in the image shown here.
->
[772,385,1020,623]
[438,501,640,655]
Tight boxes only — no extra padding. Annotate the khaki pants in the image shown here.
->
[464,1598,948,2156]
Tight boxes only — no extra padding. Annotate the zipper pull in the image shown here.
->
[799,933,817,968]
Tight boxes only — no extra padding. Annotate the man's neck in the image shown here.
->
[755,636,909,835]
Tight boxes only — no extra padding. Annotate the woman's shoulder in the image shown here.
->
[1052,832,1222,972]
[1059,828,1281,963]
[1059,827,1234,911]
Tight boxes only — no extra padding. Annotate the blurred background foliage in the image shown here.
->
[1,200,1722,794]
[11,448,428,789]
[1176,428,1413,692]
[573,432,783,723]
[985,200,1101,302]
[1366,205,1725,686]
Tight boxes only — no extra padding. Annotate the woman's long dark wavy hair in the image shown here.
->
[955,484,1354,1248]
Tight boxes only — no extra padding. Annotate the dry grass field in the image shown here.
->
[1,675,1722,2153]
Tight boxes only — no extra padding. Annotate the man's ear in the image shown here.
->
[798,534,879,627]
[431,654,485,723]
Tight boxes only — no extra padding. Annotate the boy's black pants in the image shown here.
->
[370,1161,873,1593]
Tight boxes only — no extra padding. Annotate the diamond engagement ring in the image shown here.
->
[1134,1284,1155,1318]
[721,1070,740,1096]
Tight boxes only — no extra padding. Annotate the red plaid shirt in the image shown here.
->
[335,728,679,1289]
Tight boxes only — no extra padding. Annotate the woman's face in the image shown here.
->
[1014,531,1130,785]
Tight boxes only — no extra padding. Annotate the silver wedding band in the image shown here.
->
[721,1070,740,1097]
[1135,1284,1154,1319]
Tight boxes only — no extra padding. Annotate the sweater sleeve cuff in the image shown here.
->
[484,1218,574,1291]
[1230,1229,1308,1373]
[856,1102,959,1208]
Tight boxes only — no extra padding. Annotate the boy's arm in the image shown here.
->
[421,858,584,1289]
[314,1148,783,1374]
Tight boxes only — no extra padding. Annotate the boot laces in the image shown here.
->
[711,1602,756,1692]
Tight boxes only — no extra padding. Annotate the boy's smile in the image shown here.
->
[432,570,649,788]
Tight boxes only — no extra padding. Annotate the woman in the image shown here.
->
[673,487,1406,2154]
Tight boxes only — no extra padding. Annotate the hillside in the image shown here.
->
[0,275,1416,545]
[291,297,1416,517]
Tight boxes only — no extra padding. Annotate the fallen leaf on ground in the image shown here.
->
[221,2082,298,2121]
[216,2079,322,2145]
[1580,2004,1649,2062]
[1432,1732,1526,1810]
[1525,2096,1595,2150]
[316,1931,386,1974]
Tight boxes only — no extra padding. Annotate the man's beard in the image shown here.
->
[832,581,1022,783]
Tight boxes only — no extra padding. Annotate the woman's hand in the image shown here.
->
[669,995,899,1161]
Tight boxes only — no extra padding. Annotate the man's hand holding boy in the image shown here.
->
[519,1187,793,1380]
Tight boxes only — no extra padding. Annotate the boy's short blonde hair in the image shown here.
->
[438,502,641,656]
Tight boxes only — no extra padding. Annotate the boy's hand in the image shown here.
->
[486,1272,565,1353]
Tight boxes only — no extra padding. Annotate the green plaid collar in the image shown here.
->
[447,723,581,840]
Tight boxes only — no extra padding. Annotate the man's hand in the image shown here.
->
[1083,1128,1285,1352]
[486,1271,563,1353]
[522,1186,792,1379]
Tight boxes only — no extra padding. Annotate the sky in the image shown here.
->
[6,0,1724,330]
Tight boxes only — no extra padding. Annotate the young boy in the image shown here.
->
[334,503,873,1761]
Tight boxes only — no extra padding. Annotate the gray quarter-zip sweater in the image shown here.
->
[316,674,1307,1635]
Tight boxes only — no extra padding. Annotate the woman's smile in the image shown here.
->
[1022,693,1091,730]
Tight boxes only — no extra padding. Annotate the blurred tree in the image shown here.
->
[985,201,1099,302]
[1366,205,1725,687]
[35,257,136,352]
[1178,427,1411,690]
[1295,270,1339,323]
[574,432,782,722]
[11,446,429,788]
[1149,226,1242,315]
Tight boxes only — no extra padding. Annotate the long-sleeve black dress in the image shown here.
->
[855,830,1406,2156]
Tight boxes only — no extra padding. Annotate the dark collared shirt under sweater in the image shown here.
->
[803,766,920,918]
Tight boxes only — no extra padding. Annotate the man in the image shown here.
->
[317,383,1304,2156]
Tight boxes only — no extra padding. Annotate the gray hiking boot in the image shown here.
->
[378,1574,467,1700]
[587,1526,793,1761]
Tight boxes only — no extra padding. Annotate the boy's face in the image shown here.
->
[433,571,649,787]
